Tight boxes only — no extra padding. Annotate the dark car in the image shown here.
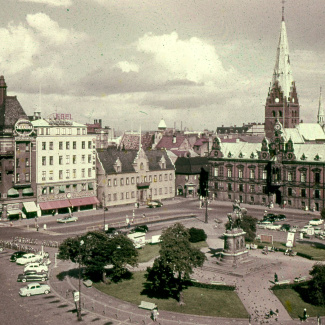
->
[147,200,163,208]
[130,225,149,233]
[277,214,286,220]
[17,272,48,283]
[10,251,27,262]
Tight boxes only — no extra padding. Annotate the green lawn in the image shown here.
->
[94,271,248,318]
[256,241,325,261]
[273,288,325,318]
[137,241,208,263]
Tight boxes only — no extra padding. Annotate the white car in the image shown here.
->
[19,282,50,297]
[16,253,43,265]
[24,263,48,274]
[309,219,324,226]
[299,225,314,234]
[266,224,282,230]
[257,221,272,229]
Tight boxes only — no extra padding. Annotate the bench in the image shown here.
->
[138,301,157,310]
[275,280,290,285]
[211,281,227,285]
[83,279,93,287]
[294,276,307,283]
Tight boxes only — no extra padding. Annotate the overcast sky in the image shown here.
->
[1,0,324,132]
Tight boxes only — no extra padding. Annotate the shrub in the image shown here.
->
[188,227,207,243]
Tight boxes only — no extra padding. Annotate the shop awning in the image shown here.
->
[8,188,19,197]
[137,182,150,189]
[22,188,34,196]
[23,202,38,213]
[69,197,99,207]
[7,209,22,215]
[39,200,70,211]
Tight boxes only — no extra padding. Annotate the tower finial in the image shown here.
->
[282,0,285,21]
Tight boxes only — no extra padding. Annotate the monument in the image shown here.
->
[219,201,249,266]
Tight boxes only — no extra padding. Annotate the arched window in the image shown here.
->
[272,111,276,117]
[279,111,282,117]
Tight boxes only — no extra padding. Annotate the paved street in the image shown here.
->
[0,199,324,325]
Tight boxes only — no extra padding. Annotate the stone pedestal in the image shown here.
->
[219,228,249,266]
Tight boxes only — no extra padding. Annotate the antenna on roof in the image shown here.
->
[282,0,285,21]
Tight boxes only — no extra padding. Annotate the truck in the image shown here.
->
[127,232,146,248]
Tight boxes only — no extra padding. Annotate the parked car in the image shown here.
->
[57,215,78,223]
[314,227,324,235]
[24,263,48,273]
[17,271,48,283]
[130,225,149,233]
[16,253,43,265]
[257,221,273,228]
[10,251,27,262]
[280,224,291,232]
[147,200,163,208]
[299,225,314,234]
[309,219,324,226]
[19,282,50,297]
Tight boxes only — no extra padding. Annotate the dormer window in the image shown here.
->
[113,158,122,173]
[140,162,144,170]
[159,156,166,169]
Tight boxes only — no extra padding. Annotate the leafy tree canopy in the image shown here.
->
[308,263,325,306]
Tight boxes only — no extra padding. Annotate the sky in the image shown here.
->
[1,0,325,132]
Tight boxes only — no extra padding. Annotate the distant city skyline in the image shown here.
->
[1,0,324,131]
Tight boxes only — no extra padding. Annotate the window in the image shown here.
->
[82,183,86,191]
[56,128,60,135]
[49,156,53,165]
[42,187,47,195]
[149,176,152,182]
[154,189,157,195]
[169,173,173,180]
[66,142,70,150]
[0,172,1,182]
[315,172,321,184]
[239,184,244,192]
[228,183,232,191]
[144,176,147,182]
[140,162,144,170]
[131,191,135,198]
[219,167,224,177]
[114,179,117,186]
[88,168,91,177]
[16,173,20,183]
[81,169,85,178]
[77,128,80,135]
[73,169,76,178]
[120,193,124,200]
[301,189,306,197]
[154,175,157,182]
[126,192,129,199]
[46,128,50,135]
[73,184,77,191]
[107,179,111,187]
[66,155,70,164]
[73,141,76,149]
[49,142,53,150]
[213,167,218,177]
[159,188,162,195]
[250,185,255,193]
[42,171,46,181]
[165,187,168,194]
[49,187,54,194]
[126,177,129,185]
[227,168,232,178]
[26,143,30,152]
[59,142,63,150]
[249,169,255,179]
[42,142,46,150]
[262,170,267,180]
[16,158,20,168]
[59,170,63,180]
[88,155,91,163]
[131,177,135,184]
[170,187,172,193]
[238,169,243,179]
[107,194,111,201]
[25,173,30,182]
[301,172,306,183]
[68,128,72,135]
[113,193,117,201]
[164,174,168,181]
[16,143,20,151]
[288,188,292,196]
[73,155,76,164]
[49,171,53,180]
[82,155,85,163]
[136,176,139,183]
[42,156,46,166]
[59,156,63,165]
[82,128,86,135]
[82,141,85,149]
[159,175,162,182]
[287,172,292,181]
[62,128,66,135]
[262,185,267,194]
[66,170,70,179]
[315,189,320,199]
[88,141,92,149]
[214,182,218,190]
[120,178,124,186]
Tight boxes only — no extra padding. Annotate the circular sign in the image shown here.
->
[15,119,34,137]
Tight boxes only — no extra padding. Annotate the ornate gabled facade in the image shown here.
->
[208,121,325,211]
[265,7,300,138]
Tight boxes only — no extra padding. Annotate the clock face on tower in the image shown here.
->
[274,124,281,131]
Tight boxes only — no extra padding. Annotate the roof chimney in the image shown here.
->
[99,119,102,127]
[172,135,176,143]
[0,75,7,106]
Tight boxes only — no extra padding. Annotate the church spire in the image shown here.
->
[272,0,293,100]
[317,87,324,127]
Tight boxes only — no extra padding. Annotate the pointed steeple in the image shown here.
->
[317,87,324,127]
[272,1,293,99]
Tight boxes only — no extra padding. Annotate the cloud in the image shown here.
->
[116,61,139,73]
[19,0,73,7]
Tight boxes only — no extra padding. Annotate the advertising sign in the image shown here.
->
[73,291,80,302]
[260,234,273,244]
[286,232,295,248]
[14,119,34,137]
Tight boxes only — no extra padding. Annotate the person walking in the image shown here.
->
[36,224,39,232]
[274,273,278,283]
[142,213,146,219]
[303,308,308,321]
[152,308,158,322]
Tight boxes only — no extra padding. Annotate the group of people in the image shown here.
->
[126,211,146,228]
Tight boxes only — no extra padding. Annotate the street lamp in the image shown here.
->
[77,239,84,321]
[102,193,107,231]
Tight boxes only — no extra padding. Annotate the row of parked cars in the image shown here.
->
[10,251,51,296]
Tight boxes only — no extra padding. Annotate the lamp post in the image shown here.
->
[102,193,107,231]
[77,239,84,321]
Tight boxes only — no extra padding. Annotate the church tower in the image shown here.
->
[317,87,324,128]
[264,2,300,138]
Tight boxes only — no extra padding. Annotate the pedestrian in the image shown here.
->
[303,308,308,321]
[36,224,39,232]
[131,217,134,224]
[10,222,13,227]
[142,213,146,219]
[132,209,135,218]
[52,209,55,216]
[152,308,158,321]
[274,273,278,283]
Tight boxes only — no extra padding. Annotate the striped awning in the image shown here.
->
[23,202,38,213]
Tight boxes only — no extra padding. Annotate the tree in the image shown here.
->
[308,263,325,306]
[188,227,207,243]
[225,215,258,242]
[58,231,138,282]
[198,167,209,197]
[146,223,206,304]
